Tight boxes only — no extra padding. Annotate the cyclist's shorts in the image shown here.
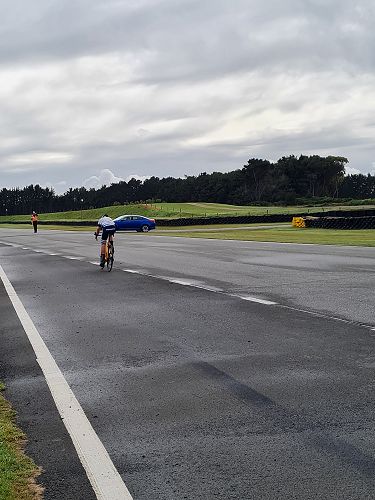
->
[101,227,116,242]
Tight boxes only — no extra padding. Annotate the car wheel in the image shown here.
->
[141,225,150,232]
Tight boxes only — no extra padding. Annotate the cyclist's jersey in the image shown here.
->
[97,216,115,231]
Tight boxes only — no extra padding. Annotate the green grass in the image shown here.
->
[155,227,375,246]
[1,202,374,223]
[157,223,289,230]
[0,224,93,231]
[147,202,375,217]
[0,382,42,500]
[0,222,374,246]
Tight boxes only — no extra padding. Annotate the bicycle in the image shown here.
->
[95,233,114,272]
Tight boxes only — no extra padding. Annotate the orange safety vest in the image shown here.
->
[31,214,38,222]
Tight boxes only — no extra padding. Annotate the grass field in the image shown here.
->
[148,202,375,217]
[0,222,373,246]
[0,222,289,232]
[0,223,93,231]
[154,227,375,246]
[1,202,374,223]
[0,383,42,500]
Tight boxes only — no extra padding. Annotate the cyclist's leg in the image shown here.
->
[100,247,106,267]
[105,229,114,251]
[100,230,108,267]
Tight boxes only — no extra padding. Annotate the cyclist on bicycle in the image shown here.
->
[94,214,116,268]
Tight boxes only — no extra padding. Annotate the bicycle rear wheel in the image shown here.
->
[106,245,114,272]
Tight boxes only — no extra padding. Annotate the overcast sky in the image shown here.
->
[1,0,374,193]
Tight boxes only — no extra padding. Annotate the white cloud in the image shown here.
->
[83,169,150,189]
[39,180,67,194]
[0,0,374,189]
[345,166,361,175]
[125,174,150,183]
[83,169,124,189]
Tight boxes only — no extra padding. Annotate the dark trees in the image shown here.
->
[0,155,372,216]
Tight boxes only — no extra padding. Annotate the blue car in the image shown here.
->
[114,215,156,232]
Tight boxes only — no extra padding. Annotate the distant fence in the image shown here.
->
[0,214,307,226]
[304,216,375,229]
[2,208,375,227]
[154,208,375,226]
[156,214,292,226]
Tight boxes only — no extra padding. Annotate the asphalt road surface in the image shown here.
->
[0,228,375,499]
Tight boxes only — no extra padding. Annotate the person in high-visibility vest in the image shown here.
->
[31,211,38,233]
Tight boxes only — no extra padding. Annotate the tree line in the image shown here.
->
[1,155,374,216]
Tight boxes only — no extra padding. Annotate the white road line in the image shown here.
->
[168,278,194,286]
[64,256,83,260]
[0,265,133,500]
[89,261,100,265]
[168,278,222,292]
[123,269,276,305]
[234,295,277,305]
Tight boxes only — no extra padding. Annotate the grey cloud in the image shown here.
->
[1,0,374,79]
[0,0,374,192]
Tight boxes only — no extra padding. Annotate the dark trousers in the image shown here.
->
[33,222,38,233]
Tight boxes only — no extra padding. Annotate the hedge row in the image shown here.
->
[0,213,308,226]
[305,216,375,229]
[2,208,375,227]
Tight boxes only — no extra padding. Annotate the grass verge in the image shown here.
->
[0,202,374,223]
[0,382,42,500]
[0,223,374,246]
[154,227,375,246]
[0,224,93,231]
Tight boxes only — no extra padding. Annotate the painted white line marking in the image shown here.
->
[64,256,83,260]
[89,261,100,266]
[33,249,43,253]
[189,283,223,293]
[167,278,213,289]
[175,281,223,293]
[234,295,277,305]
[123,269,275,305]
[48,253,59,256]
[0,265,133,500]
[168,279,192,286]
[123,268,372,328]
[22,247,29,250]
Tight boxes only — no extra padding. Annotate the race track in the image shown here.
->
[1,228,375,499]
